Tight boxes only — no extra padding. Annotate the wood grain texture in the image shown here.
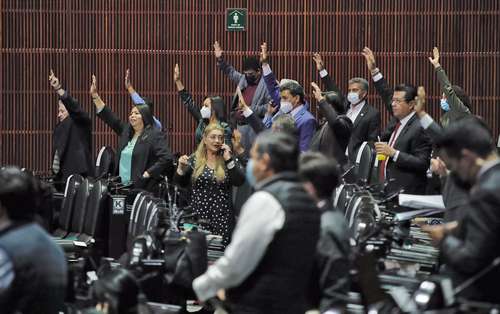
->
[1,0,499,174]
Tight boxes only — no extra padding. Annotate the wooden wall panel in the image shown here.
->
[1,0,499,174]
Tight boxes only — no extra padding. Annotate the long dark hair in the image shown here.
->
[207,96,227,123]
[128,104,155,141]
[91,268,140,314]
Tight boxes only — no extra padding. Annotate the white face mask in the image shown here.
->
[200,106,211,119]
[280,101,293,114]
[347,92,361,105]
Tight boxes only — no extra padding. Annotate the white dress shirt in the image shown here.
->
[346,101,366,124]
[192,189,285,301]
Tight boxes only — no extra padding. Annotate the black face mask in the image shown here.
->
[449,171,472,191]
[245,74,258,85]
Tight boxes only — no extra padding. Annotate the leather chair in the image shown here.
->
[52,174,84,238]
[62,178,91,240]
[94,146,115,178]
[354,142,375,186]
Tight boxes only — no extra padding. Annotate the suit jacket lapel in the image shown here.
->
[353,103,370,129]
[394,114,416,148]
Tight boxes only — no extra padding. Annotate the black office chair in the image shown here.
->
[94,146,115,179]
[62,178,91,240]
[52,174,84,238]
[354,141,375,186]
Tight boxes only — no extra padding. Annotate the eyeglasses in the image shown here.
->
[392,98,407,104]
[207,135,224,141]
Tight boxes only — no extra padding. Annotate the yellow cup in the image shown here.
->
[377,153,387,161]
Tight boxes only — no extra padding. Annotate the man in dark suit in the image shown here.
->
[313,53,380,163]
[423,119,500,303]
[362,48,432,195]
[49,70,93,190]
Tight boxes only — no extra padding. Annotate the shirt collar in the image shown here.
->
[291,104,304,118]
[477,158,500,181]
[398,111,416,127]
[350,100,366,111]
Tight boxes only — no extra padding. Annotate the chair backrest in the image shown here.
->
[94,146,115,178]
[134,195,153,237]
[58,174,84,230]
[127,192,149,247]
[69,178,91,233]
[354,142,375,185]
[82,179,109,238]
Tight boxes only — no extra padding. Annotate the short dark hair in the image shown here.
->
[299,152,341,199]
[255,131,299,173]
[242,56,261,72]
[436,117,495,159]
[0,166,39,221]
[280,80,305,103]
[394,84,417,102]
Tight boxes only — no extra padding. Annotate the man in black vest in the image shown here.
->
[193,131,321,314]
[0,166,67,314]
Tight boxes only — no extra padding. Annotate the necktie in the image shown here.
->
[379,121,401,182]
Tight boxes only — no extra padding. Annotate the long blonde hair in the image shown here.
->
[193,123,226,182]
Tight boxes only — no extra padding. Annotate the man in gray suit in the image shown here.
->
[214,41,271,152]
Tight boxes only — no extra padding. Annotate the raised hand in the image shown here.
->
[260,42,269,64]
[312,53,325,71]
[49,69,61,90]
[310,82,325,102]
[414,86,426,117]
[174,63,181,82]
[177,155,190,173]
[90,74,98,96]
[125,69,132,90]
[428,47,440,68]
[361,47,377,72]
[213,41,223,59]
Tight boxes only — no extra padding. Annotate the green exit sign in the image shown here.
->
[226,8,247,32]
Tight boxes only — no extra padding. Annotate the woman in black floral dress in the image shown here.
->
[174,123,245,245]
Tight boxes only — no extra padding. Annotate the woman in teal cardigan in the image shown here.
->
[173,64,232,146]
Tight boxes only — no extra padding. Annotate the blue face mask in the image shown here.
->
[440,99,450,112]
[245,159,257,187]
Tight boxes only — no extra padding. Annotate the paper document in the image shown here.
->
[398,194,445,210]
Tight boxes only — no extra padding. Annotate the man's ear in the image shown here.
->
[261,153,272,171]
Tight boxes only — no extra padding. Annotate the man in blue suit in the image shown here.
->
[260,43,317,152]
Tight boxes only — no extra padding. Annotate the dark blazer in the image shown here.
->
[53,92,93,184]
[321,73,380,162]
[440,162,500,303]
[97,106,173,191]
[374,77,432,195]
[310,99,352,167]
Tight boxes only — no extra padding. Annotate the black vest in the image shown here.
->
[0,223,67,314]
[227,172,321,314]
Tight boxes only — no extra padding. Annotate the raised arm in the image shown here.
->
[313,53,343,96]
[49,70,91,125]
[428,47,470,115]
[124,69,146,105]
[362,47,393,114]
[214,41,244,84]
[91,74,125,135]
[260,42,281,107]
[174,63,202,122]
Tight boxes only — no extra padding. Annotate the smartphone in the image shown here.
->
[217,147,225,156]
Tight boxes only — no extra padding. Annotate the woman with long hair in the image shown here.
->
[174,64,232,145]
[90,75,173,191]
[174,123,245,245]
